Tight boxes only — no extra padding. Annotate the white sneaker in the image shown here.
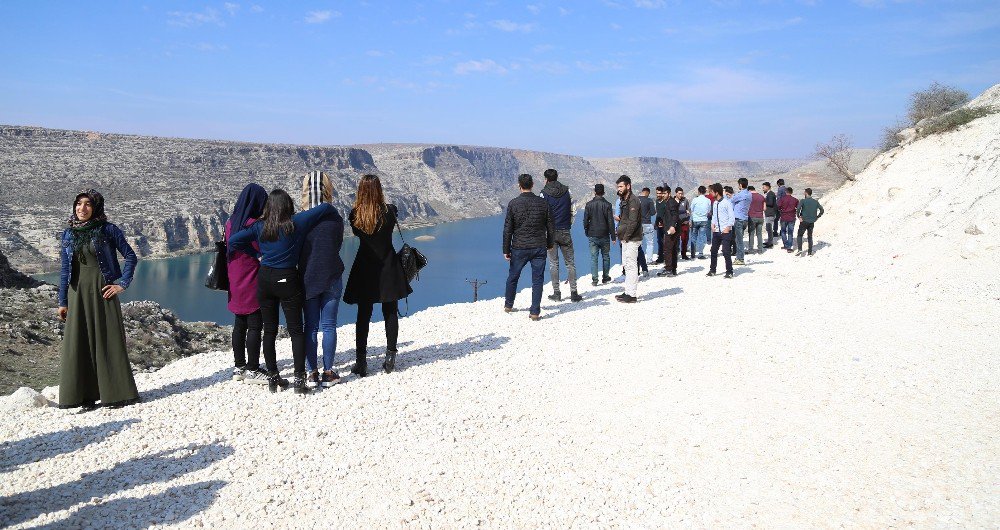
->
[232,367,246,381]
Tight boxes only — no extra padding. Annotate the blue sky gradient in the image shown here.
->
[1,1,997,158]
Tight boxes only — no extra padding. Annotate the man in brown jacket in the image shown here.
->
[615,175,643,303]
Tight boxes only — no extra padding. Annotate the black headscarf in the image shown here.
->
[228,183,267,248]
[68,189,108,253]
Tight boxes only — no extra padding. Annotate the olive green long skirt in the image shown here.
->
[59,245,139,408]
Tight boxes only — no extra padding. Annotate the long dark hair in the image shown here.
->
[352,174,386,235]
[260,189,296,242]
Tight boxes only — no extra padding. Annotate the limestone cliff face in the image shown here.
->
[2,126,697,272]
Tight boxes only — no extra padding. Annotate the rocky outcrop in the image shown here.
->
[0,247,41,288]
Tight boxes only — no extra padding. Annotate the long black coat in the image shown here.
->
[343,204,412,305]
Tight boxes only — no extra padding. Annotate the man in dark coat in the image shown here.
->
[657,190,681,277]
[583,183,615,286]
[540,168,582,302]
[503,173,555,320]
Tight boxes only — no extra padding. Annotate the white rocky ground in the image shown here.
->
[2,95,999,528]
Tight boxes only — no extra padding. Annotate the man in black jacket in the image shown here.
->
[503,173,555,320]
[540,169,582,302]
[657,190,680,277]
[762,181,777,248]
[583,183,615,286]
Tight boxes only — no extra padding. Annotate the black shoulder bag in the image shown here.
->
[395,223,428,283]
[204,240,230,291]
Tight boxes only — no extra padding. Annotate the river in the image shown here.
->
[37,212,618,325]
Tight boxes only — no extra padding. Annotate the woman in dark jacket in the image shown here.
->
[344,174,412,376]
[299,171,345,388]
[57,189,140,410]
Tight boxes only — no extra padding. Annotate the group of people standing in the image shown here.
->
[56,173,412,410]
[502,171,825,315]
[225,173,411,395]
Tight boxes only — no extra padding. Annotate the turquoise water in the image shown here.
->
[37,213,607,325]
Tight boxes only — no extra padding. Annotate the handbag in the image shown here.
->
[204,240,230,291]
[395,223,427,283]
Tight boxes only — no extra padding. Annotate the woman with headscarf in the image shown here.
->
[229,189,333,394]
[226,183,269,384]
[299,172,346,388]
[57,189,140,410]
[343,174,412,376]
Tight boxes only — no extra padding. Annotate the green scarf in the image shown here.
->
[69,220,106,253]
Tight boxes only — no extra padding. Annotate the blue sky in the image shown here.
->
[1,1,997,159]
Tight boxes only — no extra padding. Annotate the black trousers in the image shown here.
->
[797,222,815,252]
[663,231,679,273]
[655,226,665,261]
[356,300,400,357]
[710,231,733,274]
[233,310,262,369]
[257,266,306,375]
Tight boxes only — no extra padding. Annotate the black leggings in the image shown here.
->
[232,310,262,369]
[257,266,306,375]
[356,300,399,354]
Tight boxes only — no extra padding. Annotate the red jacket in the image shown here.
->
[777,195,799,222]
[749,192,765,218]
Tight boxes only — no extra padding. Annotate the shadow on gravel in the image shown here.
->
[396,333,511,372]
[30,480,226,530]
[544,296,611,318]
[0,419,139,473]
[141,367,231,403]
[0,442,233,528]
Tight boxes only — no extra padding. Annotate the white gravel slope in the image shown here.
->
[2,105,999,528]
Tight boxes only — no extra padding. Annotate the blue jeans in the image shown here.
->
[303,278,343,372]
[588,236,611,282]
[733,218,747,260]
[505,247,546,316]
[690,221,709,255]
[781,220,796,249]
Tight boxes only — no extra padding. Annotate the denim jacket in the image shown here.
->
[59,223,138,306]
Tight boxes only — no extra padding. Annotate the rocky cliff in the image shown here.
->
[1,125,824,273]
[1,126,701,273]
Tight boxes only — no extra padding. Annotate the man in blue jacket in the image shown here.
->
[540,169,582,302]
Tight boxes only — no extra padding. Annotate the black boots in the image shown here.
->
[383,349,397,373]
[292,373,312,395]
[268,372,289,393]
[351,350,368,377]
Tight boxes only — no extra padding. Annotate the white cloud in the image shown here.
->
[454,59,510,75]
[223,3,240,16]
[490,19,537,32]
[527,4,541,14]
[558,7,571,15]
[610,22,622,30]
[305,10,339,24]
[634,0,665,7]
[167,8,223,27]
[250,5,264,13]
[366,50,388,57]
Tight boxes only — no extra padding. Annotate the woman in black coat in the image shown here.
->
[344,174,412,376]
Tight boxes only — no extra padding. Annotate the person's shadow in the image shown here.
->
[141,367,232,403]
[0,419,139,473]
[0,443,233,528]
